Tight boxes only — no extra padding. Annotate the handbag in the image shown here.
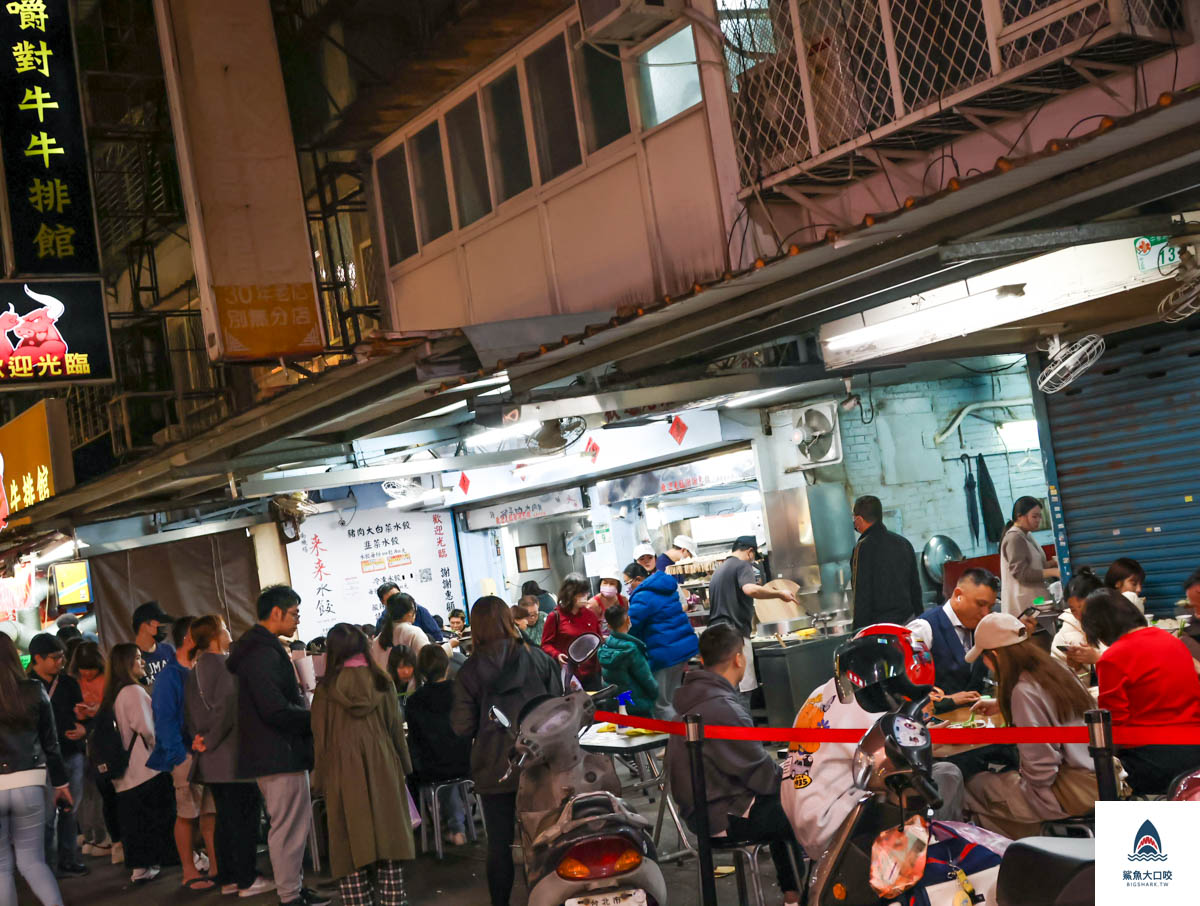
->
[1051,764,1099,815]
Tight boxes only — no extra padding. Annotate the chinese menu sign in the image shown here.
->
[0,279,112,384]
[285,505,465,639]
[463,488,585,531]
[0,0,99,275]
[213,283,323,360]
[0,397,75,531]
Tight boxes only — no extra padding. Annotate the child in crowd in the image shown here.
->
[405,646,474,847]
[597,605,658,717]
[386,646,419,717]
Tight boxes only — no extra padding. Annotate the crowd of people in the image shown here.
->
[4,505,1200,906]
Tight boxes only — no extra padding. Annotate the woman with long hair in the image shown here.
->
[1083,589,1200,794]
[0,632,70,905]
[103,643,174,883]
[1051,566,1104,679]
[451,597,561,906]
[312,623,414,906]
[1105,557,1147,611]
[185,615,272,897]
[963,613,1096,838]
[371,592,430,670]
[540,577,602,689]
[67,641,115,859]
[999,496,1059,617]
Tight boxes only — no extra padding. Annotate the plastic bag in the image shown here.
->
[870,814,929,898]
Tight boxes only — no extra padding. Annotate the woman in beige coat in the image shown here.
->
[999,496,1059,617]
[312,623,414,906]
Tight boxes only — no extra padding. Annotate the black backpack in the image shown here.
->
[87,705,137,780]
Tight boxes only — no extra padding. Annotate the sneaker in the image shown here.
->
[131,866,161,884]
[221,883,239,895]
[300,888,333,906]
[111,842,124,864]
[58,861,89,877]
[238,877,276,898]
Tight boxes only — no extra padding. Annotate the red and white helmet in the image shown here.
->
[834,623,934,712]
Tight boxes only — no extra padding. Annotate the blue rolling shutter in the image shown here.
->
[1044,323,1200,614]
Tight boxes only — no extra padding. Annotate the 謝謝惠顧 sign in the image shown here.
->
[0,280,112,384]
[284,506,465,638]
[0,398,75,530]
[0,0,99,275]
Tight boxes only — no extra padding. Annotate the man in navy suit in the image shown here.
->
[907,568,1000,709]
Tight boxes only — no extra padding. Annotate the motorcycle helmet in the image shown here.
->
[834,623,934,713]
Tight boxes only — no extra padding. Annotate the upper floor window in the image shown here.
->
[637,25,702,128]
[526,35,584,182]
[376,144,418,262]
[446,95,493,227]
[411,121,453,244]
[483,68,534,203]
[570,25,631,152]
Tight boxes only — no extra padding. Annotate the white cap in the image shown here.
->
[673,534,695,555]
[964,612,1029,663]
[633,543,656,560]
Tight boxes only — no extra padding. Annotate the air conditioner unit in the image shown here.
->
[578,0,685,44]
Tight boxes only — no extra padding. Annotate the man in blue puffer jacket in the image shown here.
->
[625,562,699,720]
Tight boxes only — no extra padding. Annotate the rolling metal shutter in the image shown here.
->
[1043,322,1200,614]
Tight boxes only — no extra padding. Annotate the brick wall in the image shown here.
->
[813,368,1053,559]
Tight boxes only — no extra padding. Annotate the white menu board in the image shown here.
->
[286,505,464,639]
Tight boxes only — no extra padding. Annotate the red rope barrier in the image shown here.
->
[592,710,1200,746]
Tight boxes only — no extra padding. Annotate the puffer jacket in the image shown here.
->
[628,571,699,672]
[597,632,658,717]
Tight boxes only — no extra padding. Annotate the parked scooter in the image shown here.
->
[492,633,668,906]
[810,632,1095,906]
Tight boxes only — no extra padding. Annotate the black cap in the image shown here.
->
[732,535,759,553]
[131,600,174,633]
[28,632,65,659]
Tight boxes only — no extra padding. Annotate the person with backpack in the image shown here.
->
[0,632,71,906]
[452,597,562,906]
[185,614,273,898]
[100,643,175,883]
[311,624,414,906]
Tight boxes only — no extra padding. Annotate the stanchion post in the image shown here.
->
[685,714,717,906]
[1086,708,1119,801]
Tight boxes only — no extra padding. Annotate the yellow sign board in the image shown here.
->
[0,398,74,529]
[52,559,90,607]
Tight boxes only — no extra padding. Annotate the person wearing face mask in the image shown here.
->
[131,602,176,688]
[999,496,1059,618]
[589,575,628,619]
[540,578,603,689]
[1105,557,1147,612]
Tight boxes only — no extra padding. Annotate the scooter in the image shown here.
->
[492,633,668,906]
[809,694,1095,906]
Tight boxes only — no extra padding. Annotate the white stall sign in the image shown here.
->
[463,488,585,531]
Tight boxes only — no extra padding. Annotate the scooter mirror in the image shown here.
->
[568,632,602,665]
[490,706,511,729]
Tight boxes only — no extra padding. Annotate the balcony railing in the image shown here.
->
[722,0,1188,192]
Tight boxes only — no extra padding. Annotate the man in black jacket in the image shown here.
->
[850,495,925,630]
[28,632,88,877]
[666,624,803,905]
[227,586,329,906]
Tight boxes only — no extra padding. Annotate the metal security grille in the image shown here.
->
[722,0,1188,192]
[1044,323,1200,614]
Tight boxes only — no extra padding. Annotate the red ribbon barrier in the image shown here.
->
[592,710,1200,747]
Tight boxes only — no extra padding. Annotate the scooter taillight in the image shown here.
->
[556,836,643,880]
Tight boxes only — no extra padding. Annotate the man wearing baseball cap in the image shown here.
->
[655,535,694,573]
[131,601,175,687]
[708,536,797,701]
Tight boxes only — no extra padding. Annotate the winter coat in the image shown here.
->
[597,631,658,717]
[405,679,473,783]
[451,638,562,794]
[311,666,414,878]
[851,521,924,630]
[628,571,699,672]
[666,668,780,835]
[227,624,312,778]
[541,605,602,680]
[185,651,242,784]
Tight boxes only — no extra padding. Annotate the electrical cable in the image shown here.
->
[953,358,1023,375]
[858,373,876,425]
[1063,113,1109,138]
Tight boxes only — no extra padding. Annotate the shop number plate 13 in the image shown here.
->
[565,890,647,906]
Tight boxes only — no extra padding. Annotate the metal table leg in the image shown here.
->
[644,750,696,863]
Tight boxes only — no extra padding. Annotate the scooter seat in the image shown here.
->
[996,836,1094,906]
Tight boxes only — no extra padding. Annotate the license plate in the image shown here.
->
[565,890,647,906]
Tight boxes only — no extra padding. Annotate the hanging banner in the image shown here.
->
[0,398,74,530]
[592,448,758,506]
[285,506,465,639]
[0,279,112,385]
[0,0,100,275]
[463,488,586,531]
[153,0,325,362]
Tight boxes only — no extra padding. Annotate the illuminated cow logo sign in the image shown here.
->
[0,285,68,365]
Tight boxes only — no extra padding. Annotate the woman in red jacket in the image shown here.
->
[541,577,602,689]
[1082,588,1200,795]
